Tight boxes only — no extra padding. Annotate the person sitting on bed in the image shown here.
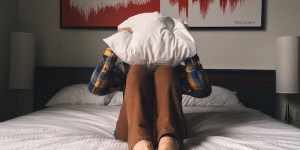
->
[88,27,211,150]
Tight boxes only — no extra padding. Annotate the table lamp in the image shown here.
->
[9,32,36,115]
[276,36,299,123]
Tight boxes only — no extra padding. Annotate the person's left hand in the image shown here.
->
[118,27,133,34]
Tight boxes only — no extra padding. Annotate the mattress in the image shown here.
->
[1,104,300,150]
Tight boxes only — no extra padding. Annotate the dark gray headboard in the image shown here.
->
[34,67,275,117]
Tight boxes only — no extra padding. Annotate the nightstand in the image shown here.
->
[289,99,300,128]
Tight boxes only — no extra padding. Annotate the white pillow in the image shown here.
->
[108,86,243,107]
[108,91,124,106]
[103,11,196,69]
[45,84,114,106]
[182,86,244,107]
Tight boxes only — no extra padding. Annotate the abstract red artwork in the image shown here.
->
[61,0,262,28]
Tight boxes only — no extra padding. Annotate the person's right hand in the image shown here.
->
[118,27,133,34]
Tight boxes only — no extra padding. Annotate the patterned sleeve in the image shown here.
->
[88,47,127,95]
[178,54,212,98]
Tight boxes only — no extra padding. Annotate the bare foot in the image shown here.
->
[133,140,154,150]
[158,136,179,150]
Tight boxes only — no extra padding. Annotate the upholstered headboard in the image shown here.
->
[33,67,275,117]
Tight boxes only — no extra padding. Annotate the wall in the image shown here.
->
[0,0,20,121]
[19,0,300,70]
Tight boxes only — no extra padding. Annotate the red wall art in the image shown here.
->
[61,0,262,28]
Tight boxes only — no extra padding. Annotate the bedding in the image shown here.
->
[103,11,196,69]
[1,82,298,149]
[1,104,300,150]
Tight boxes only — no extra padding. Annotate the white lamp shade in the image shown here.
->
[9,32,36,89]
[276,36,299,93]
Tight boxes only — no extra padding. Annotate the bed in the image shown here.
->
[1,67,300,150]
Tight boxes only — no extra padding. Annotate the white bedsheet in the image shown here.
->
[0,104,300,150]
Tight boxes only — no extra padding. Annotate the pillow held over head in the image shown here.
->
[103,11,196,69]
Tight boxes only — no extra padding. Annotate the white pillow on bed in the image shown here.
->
[108,86,243,107]
[108,91,124,106]
[182,86,243,107]
[45,84,114,106]
[103,11,196,69]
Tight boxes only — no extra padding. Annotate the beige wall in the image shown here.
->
[19,0,300,70]
[0,0,20,121]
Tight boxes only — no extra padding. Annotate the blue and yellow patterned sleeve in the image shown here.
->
[88,47,127,95]
[179,54,212,98]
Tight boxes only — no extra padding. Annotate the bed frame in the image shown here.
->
[33,66,276,117]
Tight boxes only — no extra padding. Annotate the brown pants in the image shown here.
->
[115,64,186,150]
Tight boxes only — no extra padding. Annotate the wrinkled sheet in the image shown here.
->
[0,104,300,150]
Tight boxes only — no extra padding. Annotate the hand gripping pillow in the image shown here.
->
[103,11,196,69]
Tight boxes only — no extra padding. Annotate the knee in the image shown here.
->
[127,64,152,84]
[154,65,178,84]
[155,65,175,80]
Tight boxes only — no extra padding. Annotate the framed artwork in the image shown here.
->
[60,0,262,28]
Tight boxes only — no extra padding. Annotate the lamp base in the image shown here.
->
[16,89,33,115]
[278,94,290,124]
